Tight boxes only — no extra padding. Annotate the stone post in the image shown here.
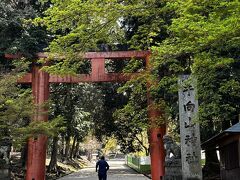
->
[178,75,202,180]
[0,137,11,180]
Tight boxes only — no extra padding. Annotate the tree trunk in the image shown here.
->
[135,135,149,156]
[20,143,28,168]
[202,120,220,179]
[222,120,230,130]
[58,135,65,162]
[47,136,58,173]
[64,136,70,161]
[87,150,93,161]
[73,140,80,158]
[70,136,76,159]
[61,135,65,155]
[203,147,220,179]
[145,147,150,156]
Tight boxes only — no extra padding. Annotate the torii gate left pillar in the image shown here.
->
[26,66,49,180]
[6,51,166,180]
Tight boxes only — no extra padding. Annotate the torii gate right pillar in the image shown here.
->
[148,107,166,180]
[146,55,166,180]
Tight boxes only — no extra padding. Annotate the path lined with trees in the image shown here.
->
[58,159,149,180]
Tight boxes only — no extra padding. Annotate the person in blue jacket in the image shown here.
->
[96,156,110,180]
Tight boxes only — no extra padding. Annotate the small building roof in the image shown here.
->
[225,122,240,133]
[201,122,240,149]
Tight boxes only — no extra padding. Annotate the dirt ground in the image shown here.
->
[10,152,89,180]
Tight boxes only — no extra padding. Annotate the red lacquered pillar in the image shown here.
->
[146,55,166,180]
[26,65,49,180]
[148,103,166,180]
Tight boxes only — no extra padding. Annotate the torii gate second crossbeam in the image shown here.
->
[5,51,166,180]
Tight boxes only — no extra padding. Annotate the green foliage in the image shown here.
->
[0,61,33,139]
[152,0,240,139]
[103,137,117,155]
[0,0,50,56]
[193,53,240,129]
[92,83,126,141]
[40,0,175,51]
[113,75,149,153]
[13,115,65,147]
[49,83,115,146]
[0,59,66,149]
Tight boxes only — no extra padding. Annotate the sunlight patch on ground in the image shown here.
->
[45,158,87,172]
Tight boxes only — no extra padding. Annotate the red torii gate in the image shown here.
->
[5,51,166,180]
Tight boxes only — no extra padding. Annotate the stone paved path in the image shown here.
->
[58,159,149,180]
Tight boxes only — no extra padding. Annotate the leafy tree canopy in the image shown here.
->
[152,0,240,137]
[37,0,175,53]
[0,0,50,56]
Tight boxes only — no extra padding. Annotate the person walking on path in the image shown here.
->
[96,156,109,180]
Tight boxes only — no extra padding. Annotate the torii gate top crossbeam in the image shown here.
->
[5,51,150,83]
[36,50,150,59]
